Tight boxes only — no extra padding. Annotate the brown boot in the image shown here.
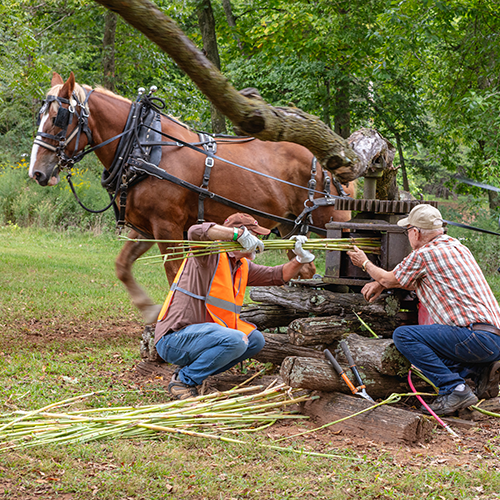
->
[168,373,199,400]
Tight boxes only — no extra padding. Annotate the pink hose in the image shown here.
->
[408,369,459,438]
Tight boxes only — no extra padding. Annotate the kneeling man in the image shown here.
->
[155,213,315,399]
[347,204,500,415]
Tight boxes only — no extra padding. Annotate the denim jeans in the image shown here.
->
[393,324,500,394]
[155,323,265,386]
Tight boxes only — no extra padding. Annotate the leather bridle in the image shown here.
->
[34,90,94,168]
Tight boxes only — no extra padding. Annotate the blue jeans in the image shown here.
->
[393,324,500,394]
[155,323,265,386]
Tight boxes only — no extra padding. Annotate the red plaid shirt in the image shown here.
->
[393,234,500,328]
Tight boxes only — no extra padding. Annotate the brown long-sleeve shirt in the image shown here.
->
[154,222,286,344]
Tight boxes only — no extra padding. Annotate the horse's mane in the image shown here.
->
[92,85,131,103]
[48,82,191,130]
[91,85,191,130]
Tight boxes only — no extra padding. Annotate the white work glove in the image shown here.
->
[237,227,264,254]
[291,235,315,263]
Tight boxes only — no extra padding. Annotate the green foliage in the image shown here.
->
[0,160,115,231]
[377,0,500,184]
[439,199,500,277]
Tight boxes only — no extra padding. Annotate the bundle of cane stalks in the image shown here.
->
[0,383,353,458]
[122,236,381,264]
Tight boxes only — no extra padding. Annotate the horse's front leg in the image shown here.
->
[115,231,161,324]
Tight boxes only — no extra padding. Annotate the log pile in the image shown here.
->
[141,284,420,398]
[138,283,446,443]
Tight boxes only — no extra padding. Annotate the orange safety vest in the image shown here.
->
[157,253,255,335]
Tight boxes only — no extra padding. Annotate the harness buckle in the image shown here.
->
[205,156,215,168]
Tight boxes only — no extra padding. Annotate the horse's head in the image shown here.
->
[29,72,91,186]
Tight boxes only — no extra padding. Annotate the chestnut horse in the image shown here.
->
[29,72,354,324]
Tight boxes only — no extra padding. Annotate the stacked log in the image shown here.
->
[140,283,420,398]
[245,285,417,337]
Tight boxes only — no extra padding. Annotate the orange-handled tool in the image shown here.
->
[324,349,358,395]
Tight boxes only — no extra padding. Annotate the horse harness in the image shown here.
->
[34,86,349,238]
[34,91,94,167]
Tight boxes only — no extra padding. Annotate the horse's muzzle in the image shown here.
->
[32,169,60,186]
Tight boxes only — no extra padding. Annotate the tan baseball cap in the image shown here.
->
[397,204,444,230]
[223,213,271,235]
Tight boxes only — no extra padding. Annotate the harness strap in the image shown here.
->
[197,133,217,223]
[126,157,330,236]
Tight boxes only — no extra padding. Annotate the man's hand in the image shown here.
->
[361,281,385,303]
[291,235,315,263]
[346,245,368,268]
[237,227,264,254]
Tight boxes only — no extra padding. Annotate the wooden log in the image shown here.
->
[337,333,410,377]
[140,325,163,363]
[300,391,433,444]
[250,286,380,315]
[240,303,308,330]
[287,314,399,345]
[250,287,417,338]
[253,333,325,365]
[280,355,426,399]
[288,315,356,346]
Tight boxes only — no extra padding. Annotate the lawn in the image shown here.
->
[1,225,500,499]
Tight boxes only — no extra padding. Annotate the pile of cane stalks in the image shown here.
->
[123,236,381,264]
[0,382,355,459]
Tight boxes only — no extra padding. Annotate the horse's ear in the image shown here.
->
[60,72,75,98]
[51,72,64,87]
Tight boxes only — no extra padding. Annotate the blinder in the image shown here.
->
[54,105,71,129]
[34,89,93,167]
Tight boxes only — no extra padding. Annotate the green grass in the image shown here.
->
[1,226,500,499]
[0,225,166,324]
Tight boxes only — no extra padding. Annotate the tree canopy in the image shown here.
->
[1,0,499,202]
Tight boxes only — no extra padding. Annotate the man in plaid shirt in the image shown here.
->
[347,204,500,415]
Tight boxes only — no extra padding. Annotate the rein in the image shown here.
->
[34,86,349,236]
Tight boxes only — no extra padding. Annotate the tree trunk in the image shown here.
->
[93,0,365,182]
[333,76,350,139]
[221,0,243,53]
[376,165,399,201]
[321,77,332,129]
[102,10,118,91]
[195,0,227,134]
[395,132,410,192]
[488,189,500,211]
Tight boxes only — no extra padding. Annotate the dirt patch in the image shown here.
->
[3,318,500,467]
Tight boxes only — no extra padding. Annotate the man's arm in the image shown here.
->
[206,224,243,241]
[282,257,307,282]
[346,245,408,303]
[347,245,400,287]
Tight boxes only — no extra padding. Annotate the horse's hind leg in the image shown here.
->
[115,231,161,324]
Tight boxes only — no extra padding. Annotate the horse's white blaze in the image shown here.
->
[29,113,49,178]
